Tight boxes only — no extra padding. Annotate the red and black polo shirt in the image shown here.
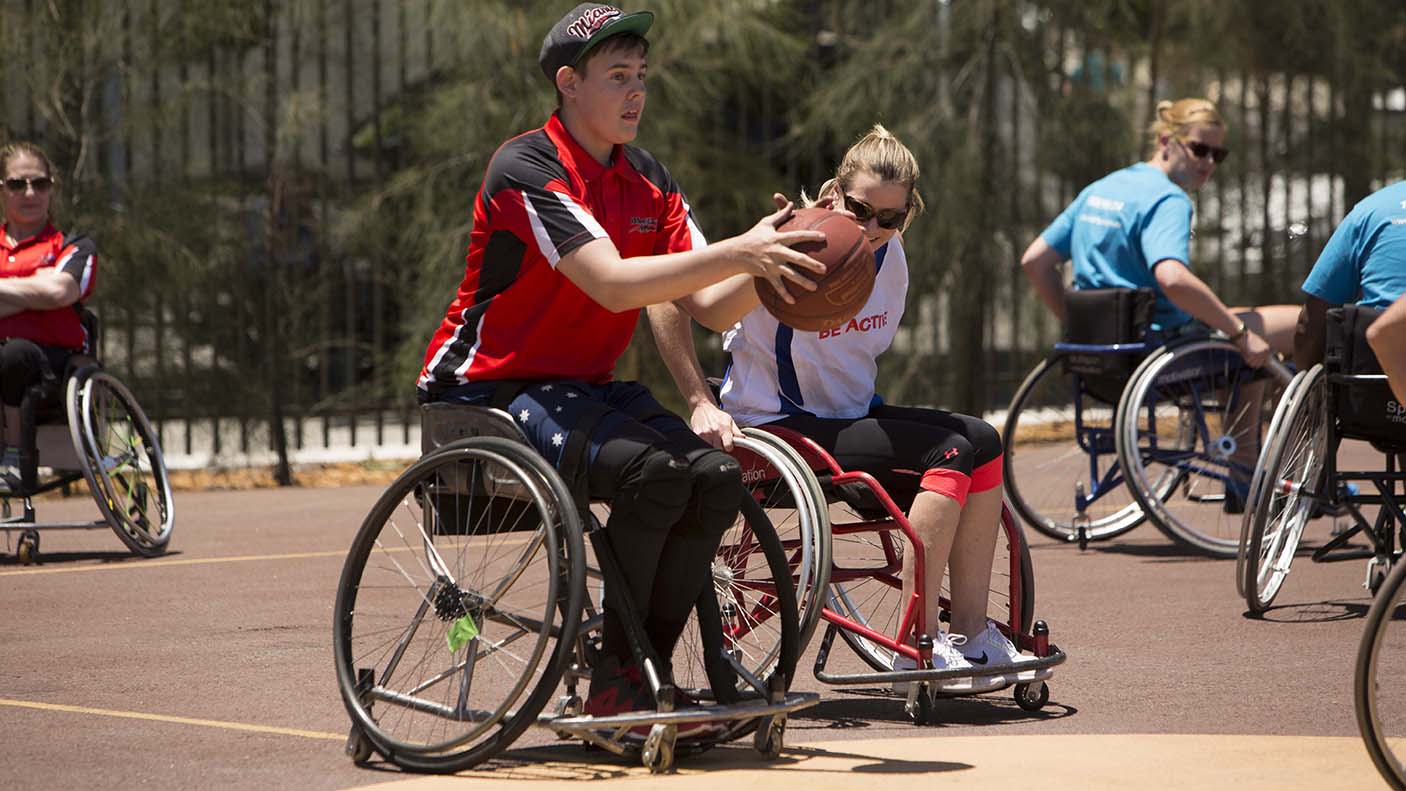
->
[417,112,705,394]
[0,223,98,350]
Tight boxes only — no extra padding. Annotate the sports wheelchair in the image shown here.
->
[333,403,816,775]
[1239,304,1406,613]
[719,423,1066,723]
[1,310,174,564]
[1003,287,1291,557]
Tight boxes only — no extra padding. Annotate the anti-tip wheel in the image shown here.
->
[344,726,373,765]
[1014,681,1050,711]
[754,716,785,759]
[642,723,676,774]
[16,530,39,565]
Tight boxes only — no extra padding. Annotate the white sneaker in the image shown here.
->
[891,632,976,694]
[962,621,1046,684]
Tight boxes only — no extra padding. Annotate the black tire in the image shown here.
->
[671,494,801,745]
[828,502,1036,672]
[1003,357,1145,542]
[1356,555,1406,790]
[68,370,174,557]
[1240,367,1326,613]
[333,437,585,773]
[1116,340,1288,557]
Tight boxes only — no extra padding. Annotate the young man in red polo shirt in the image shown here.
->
[0,142,97,473]
[417,4,825,721]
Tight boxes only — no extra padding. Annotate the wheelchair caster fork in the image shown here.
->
[1072,482,1091,551]
[640,723,676,774]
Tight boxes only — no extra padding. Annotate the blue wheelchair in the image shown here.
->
[1003,288,1291,558]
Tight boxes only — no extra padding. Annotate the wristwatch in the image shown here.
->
[1227,319,1248,343]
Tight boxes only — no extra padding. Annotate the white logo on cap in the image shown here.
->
[567,7,620,39]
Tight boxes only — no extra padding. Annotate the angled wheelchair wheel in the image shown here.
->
[1003,357,1146,542]
[588,489,802,722]
[673,495,801,744]
[732,431,831,650]
[827,502,1035,672]
[1356,554,1406,790]
[1240,367,1327,613]
[333,437,585,773]
[1115,339,1287,558]
[68,370,175,557]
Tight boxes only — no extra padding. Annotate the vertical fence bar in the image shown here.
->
[343,0,358,449]
[319,0,332,449]
[371,0,385,447]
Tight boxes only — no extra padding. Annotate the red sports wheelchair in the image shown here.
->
[716,424,1067,724]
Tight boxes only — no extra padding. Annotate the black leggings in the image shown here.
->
[0,339,71,407]
[773,404,1003,508]
[590,425,741,665]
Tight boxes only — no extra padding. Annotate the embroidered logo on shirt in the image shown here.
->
[629,216,658,234]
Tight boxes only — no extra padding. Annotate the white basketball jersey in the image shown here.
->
[720,237,909,425]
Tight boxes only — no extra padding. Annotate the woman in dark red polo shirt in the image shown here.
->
[0,142,98,468]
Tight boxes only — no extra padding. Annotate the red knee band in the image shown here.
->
[920,468,971,508]
[969,454,1004,493]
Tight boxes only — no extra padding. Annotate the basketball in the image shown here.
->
[754,207,876,332]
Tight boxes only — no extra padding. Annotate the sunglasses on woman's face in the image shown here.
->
[843,194,908,230]
[1177,138,1230,164]
[3,176,53,194]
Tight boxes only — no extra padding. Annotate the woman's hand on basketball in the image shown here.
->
[690,401,744,452]
[733,197,826,305]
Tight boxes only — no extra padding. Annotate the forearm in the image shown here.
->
[1367,296,1406,405]
[647,301,717,410]
[1155,265,1241,336]
[674,273,759,331]
[561,237,749,313]
[0,273,79,310]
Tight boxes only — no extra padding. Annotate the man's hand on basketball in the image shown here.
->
[733,197,827,305]
[690,401,744,452]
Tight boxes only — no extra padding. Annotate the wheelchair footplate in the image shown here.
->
[810,620,1068,723]
[540,685,818,772]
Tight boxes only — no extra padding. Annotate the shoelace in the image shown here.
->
[933,633,969,665]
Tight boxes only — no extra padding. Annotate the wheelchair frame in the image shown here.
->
[334,404,816,775]
[1004,333,1291,557]
[733,425,1066,723]
[1,339,174,564]
[1239,363,1406,613]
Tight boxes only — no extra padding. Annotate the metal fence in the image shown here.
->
[2,0,1403,467]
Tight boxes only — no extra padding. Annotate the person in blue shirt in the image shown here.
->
[1019,97,1298,366]
[1293,180,1406,369]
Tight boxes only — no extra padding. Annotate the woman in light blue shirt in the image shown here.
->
[1019,97,1298,365]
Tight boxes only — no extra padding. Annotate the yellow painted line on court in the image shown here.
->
[0,548,353,577]
[0,697,344,741]
[1,532,537,577]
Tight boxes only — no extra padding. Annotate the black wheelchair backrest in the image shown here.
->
[1326,305,1404,444]
[1062,287,1157,345]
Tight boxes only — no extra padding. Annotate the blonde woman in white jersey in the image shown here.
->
[650,125,1041,687]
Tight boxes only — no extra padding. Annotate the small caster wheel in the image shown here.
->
[554,693,582,718]
[1014,681,1049,712]
[1368,558,1390,596]
[344,726,373,765]
[17,530,39,565]
[754,715,785,759]
[641,723,676,774]
[906,683,935,725]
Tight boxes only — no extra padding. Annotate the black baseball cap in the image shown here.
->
[538,4,654,83]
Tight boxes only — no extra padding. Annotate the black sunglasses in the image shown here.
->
[3,176,53,193]
[843,194,908,230]
[1178,138,1230,164]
